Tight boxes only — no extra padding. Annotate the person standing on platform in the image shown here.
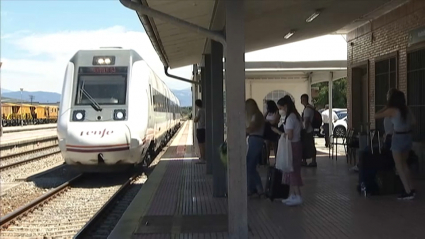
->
[263,100,281,164]
[245,99,265,197]
[321,104,338,148]
[194,99,206,164]
[300,94,317,167]
[375,90,416,200]
[272,95,303,206]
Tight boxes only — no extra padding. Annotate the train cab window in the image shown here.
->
[75,74,127,105]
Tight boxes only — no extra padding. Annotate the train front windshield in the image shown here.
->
[75,67,128,105]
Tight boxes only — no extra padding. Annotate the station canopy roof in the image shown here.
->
[130,0,408,69]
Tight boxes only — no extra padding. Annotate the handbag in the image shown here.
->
[276,134,293,173]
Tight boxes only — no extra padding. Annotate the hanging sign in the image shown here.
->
[408,26,425,46]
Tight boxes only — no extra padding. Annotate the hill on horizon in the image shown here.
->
[1,89,61,103]
[1,87,192,106]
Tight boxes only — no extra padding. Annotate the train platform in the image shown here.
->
[0,128,57,148]
[2,123,57,134]
[110,121,425,239]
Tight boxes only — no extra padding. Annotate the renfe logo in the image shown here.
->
[80,129,114,138]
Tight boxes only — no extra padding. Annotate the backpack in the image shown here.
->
[263,121,279,141]
[303,105,322,129]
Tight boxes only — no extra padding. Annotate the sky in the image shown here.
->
[1,1,348,94]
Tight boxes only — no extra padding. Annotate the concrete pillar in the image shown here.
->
[210,40,226,197]
[329,72,334,140]
[192,64,199,144]
[204,54,213,175]
[225,1,248,238]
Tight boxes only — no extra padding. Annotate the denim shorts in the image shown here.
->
[391,133,412,153]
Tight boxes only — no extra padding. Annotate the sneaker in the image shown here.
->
[307,162,317,168]
[397,191,415,200]
[281,194,295,203]
[285,195,303,206]
[349,165,359,172]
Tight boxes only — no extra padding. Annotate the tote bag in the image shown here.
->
[276,134,293,173]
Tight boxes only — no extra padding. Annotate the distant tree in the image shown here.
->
[312,77,347,109]
[180,106,193,118]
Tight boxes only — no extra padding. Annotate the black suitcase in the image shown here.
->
[358,130,402,196]
[259,141,268,166]
[376,169,404,195]
[265,166,289,201]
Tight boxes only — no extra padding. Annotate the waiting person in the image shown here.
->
[272,95,303,206]
[350,88,399,173]
[245,98,265,197]
[264,100,281,163]
[375,90,416,200]
[378,88,398,149]
[321,104,338,148]
[300,94,317,167]
[194,99,206,164]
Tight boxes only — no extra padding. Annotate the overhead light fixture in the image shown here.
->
[284,30,295,39]
[306,10,322,23]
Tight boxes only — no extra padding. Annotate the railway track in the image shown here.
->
[0,173,133,238]
[73,174,146,239]
[0,144,59,163]
[0,149,61,171]
[0,123,182,238]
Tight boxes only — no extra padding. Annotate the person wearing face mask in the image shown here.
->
[271,95,304,206]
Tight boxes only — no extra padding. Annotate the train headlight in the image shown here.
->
[93,56,115,65]
[113,109,126,121]
[76,113,83,120]
[72,110,85,121]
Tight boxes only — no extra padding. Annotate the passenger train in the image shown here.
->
[57,47,182,168]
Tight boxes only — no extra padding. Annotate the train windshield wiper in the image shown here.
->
[80,88,102,112]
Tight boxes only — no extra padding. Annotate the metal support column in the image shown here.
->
[192,64,199,143]
[225,1,248,238]
[210,40,226,197]
[329,72,334,141]
[204,54,213,175]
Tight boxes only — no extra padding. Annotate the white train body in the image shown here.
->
[57,48,181,166]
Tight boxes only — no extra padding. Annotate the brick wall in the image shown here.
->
[347,0,425,129]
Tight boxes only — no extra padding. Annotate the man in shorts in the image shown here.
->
[194,99,206,164]
[300,94,317,167]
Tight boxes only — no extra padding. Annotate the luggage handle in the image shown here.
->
[369,130,381,154]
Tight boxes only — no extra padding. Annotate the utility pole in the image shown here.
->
[29,95,35,105]
[20,88,24,126]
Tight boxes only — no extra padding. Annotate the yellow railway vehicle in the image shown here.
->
[1,103,59,127]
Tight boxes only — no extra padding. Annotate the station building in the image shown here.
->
[347,0,425,147]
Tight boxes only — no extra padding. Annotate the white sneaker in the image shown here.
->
[281,194,295,203]
[285,195,303,206]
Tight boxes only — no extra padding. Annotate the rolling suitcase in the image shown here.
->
[265,166,289,201]
[259,141,268,166]
[358,130,403,196]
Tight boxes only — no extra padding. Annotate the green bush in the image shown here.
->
[219,141,227,168]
